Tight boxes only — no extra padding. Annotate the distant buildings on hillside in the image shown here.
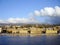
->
[0,24,60,34]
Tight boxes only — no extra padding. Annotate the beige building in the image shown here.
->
[46,28,57,34]
[30,27,42,34]
[0,27,2,33]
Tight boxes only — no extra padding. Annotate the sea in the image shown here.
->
[0,34,60,45]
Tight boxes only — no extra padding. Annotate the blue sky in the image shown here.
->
[0,0,60,24]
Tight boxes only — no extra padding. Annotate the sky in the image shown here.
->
[0,0,60,24]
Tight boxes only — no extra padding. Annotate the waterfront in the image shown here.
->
[0,34,60,45]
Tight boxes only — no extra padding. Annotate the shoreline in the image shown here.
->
[0,33,60,37]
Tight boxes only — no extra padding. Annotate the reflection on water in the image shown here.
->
[0,34,60,45]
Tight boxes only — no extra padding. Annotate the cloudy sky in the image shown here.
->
[0,0,60,24]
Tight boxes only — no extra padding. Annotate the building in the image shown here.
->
[0,27,2,33]
[46,28,57,34]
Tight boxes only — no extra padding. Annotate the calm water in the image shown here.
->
[0,34,60,45]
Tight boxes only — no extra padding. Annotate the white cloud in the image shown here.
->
[0,20,4,23]
[44,7,55,16]
[0,18,39,23]
[55,6,60,16]
[33,6,60,16]
[7,18,30,23]
[34,10,40,16]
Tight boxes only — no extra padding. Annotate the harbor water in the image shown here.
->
[0,34,60,45]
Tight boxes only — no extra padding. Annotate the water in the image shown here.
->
[0,34,60,45]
